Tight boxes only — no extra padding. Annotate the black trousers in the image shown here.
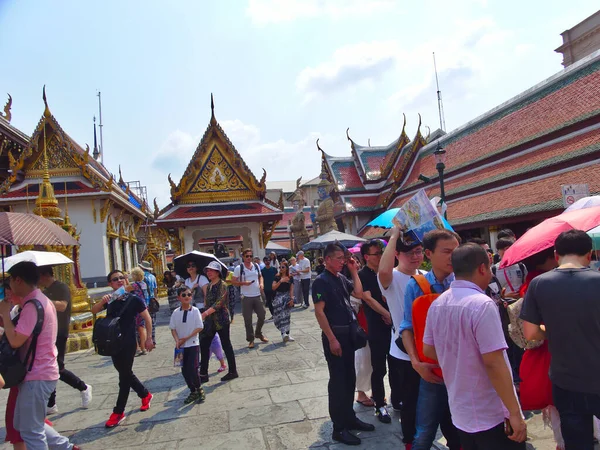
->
[264,290,275,315]
[111,342,149,414]
[48,334,87,408]
[300,279,311,306]
[368,325,392,408]
[553,383,600,450]
[389,356,421,444]
[457,421,526,450]
[322,332,357,432]
[199,323,237,376]
[182,346,200,392]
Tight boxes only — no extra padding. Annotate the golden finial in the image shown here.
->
[210,93,215,121]
[63,181,73,231]
[43,85,51,118]
[118,165,124,185]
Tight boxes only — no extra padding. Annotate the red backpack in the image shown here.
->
[411,274,443,379]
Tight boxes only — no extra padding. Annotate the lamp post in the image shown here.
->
[433,143,447,219]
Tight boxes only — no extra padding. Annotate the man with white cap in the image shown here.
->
[139,261,157,345]
[296,251,312,309]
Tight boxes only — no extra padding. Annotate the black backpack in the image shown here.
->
[92,295,133,356]
[0,299,44,389]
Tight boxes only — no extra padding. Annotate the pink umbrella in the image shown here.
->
[500,206,600,268]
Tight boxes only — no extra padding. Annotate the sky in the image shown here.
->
[1,0,598,208]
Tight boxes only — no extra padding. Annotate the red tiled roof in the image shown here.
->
[413,68,600,182]
[0,181,99,199]
[448,164,600,224]
[343,195,380,212]
[333,162,364,191]
[443,128,600,194]
[159,202,282,222]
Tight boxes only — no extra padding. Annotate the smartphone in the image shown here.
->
[250,280,255,283]
[504,418,513,436]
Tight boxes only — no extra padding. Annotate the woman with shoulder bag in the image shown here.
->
[184,262,209,310]
[199,262,238,383]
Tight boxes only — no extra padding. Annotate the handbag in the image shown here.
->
[149,298,160,314]
[349,321,368,351]
[0,299,44,389]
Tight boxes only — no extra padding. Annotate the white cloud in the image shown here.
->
[296,41,401,102]
[246,0,394,25]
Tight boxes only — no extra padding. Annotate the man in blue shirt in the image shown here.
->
[140,261,158,345]
[399,229,462,450]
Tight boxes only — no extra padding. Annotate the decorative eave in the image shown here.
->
[378,114,409,181]
[168,94,267,204]
[382,115,427,209]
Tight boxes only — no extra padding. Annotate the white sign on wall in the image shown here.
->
[561,184,589,208]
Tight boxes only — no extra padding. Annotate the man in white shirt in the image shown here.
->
[377,226,426,449]
[297,251,312,309]
[232,248,268,348]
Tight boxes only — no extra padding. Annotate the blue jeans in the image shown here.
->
[553,383,600,450]
[412,379,461,450]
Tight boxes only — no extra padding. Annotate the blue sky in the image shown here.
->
[1,0,598,207]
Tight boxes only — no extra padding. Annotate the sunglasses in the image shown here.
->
[245,255,254,258]
[179,293,192,298]
[110,276,126,282]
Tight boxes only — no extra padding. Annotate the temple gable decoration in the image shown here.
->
[169,94,267,204]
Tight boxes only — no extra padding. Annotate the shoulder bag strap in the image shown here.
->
[22,299,45,372]
[412,274,432,295]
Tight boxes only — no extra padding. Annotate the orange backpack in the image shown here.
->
[411,274,443,379]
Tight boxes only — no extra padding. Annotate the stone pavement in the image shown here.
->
[0,299,592,449]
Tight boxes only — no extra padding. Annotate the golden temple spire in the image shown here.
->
[33,120,63,222]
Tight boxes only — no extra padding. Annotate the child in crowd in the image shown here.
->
[169,287,205,404]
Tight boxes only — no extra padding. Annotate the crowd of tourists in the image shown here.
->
[313,227,600,450]
[3,223,600,450]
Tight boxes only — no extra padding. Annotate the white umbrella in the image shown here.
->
[302,230,366,251]
[564,196,600,213]
[3,251,73,272]
[266,241,290,256]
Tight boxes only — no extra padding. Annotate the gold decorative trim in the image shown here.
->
[91,200,97,223]
[106,215,118,238]
[100,199,113,223]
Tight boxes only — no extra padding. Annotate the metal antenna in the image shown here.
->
[433,52,446,132]
[96,91,104,164]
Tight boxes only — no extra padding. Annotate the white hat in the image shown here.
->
[203,261,223,275]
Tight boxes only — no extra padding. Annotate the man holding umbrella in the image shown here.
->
[39,266,92,415]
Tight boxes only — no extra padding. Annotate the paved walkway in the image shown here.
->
[0,299,589,449]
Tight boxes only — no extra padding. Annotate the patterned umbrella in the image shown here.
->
[0,212,79,246]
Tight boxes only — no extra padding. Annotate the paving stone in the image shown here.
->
[265,418,334,449]
[329,432,404,449]
[65,425,157,449]
[298,396,329,420]
[229,371,290,392]
[178,428,267,449]
[201,387,273,411]
[252,357,310,375]
[287,367,329,384]
[147,412,229,443]
[269,380,328,403]
[229,401,306,431]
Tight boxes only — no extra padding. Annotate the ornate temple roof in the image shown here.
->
[0,88,150,219]
[157,95,283,227]
[380,49,600,230]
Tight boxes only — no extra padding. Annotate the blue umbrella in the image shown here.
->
[365,207,454,231]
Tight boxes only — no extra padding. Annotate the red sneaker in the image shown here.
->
[105,412,125,428]
[140,393,153,411]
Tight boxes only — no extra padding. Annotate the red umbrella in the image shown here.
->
[499,206,600,268]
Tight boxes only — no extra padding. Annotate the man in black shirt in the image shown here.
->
[521,230,600,450]
[38,266,92,414]
[313,243,375,446]
[358,239,393,424]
